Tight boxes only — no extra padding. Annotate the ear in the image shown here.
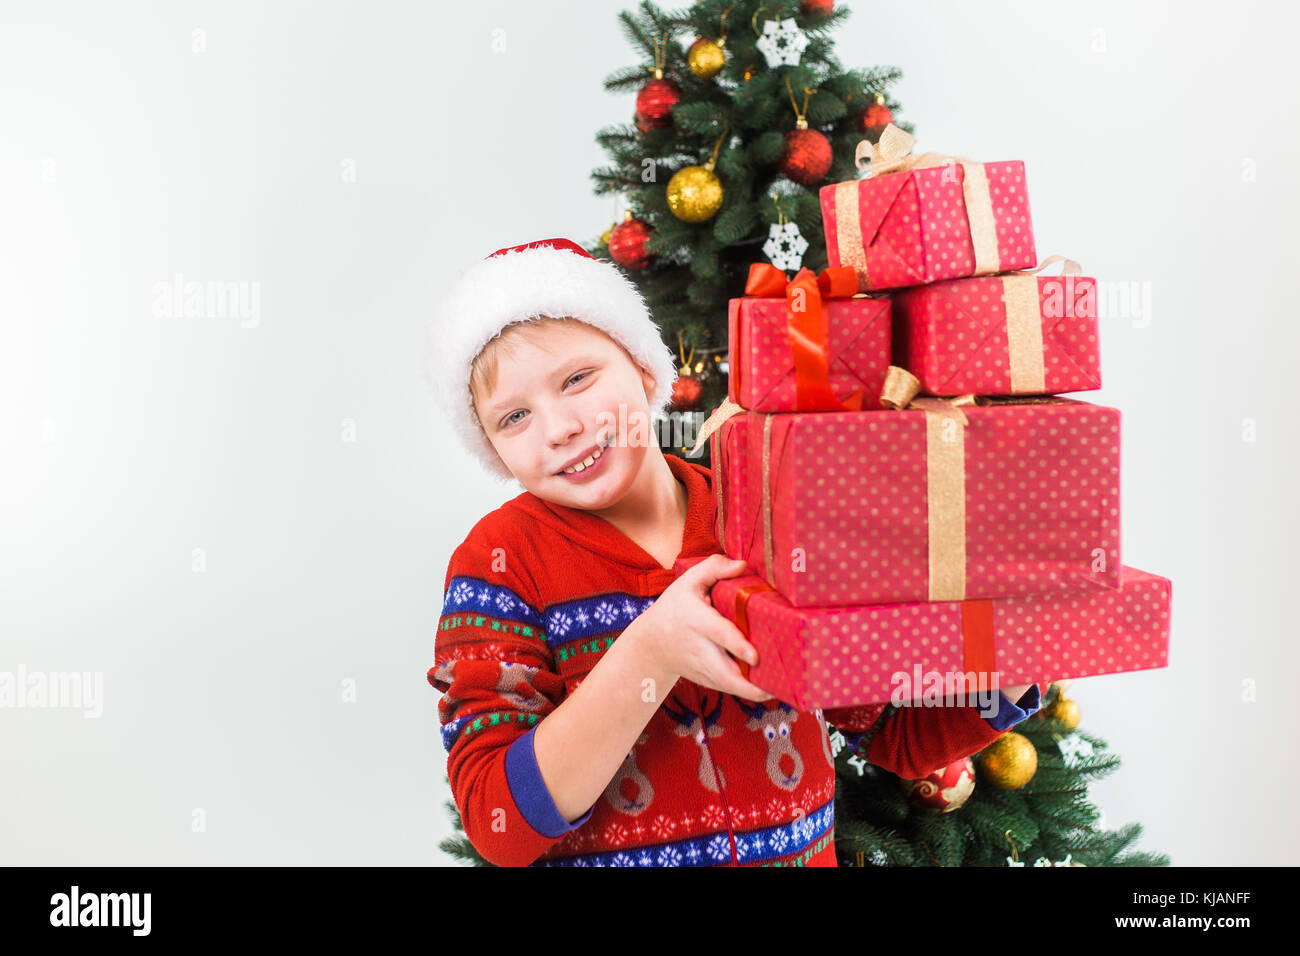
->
[639,363,657,402]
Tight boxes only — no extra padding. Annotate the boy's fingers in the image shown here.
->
[714,620,758,666]
[695,642,769,701]
[693,554,747,585]
[731,676,775,702]
[708,646,772,702]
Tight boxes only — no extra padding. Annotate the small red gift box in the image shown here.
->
[892,257,1101,396]
[819,124,1037,292]
[705,375,1121,608]
[672,554,1170,710]
[728,262,891,413]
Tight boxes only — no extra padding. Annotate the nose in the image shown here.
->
[545,408,585,450]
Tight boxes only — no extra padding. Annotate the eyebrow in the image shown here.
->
[484,355,598,416]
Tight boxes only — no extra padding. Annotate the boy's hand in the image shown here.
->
[634,554,774,703]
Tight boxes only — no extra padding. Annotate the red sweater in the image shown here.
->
[429,453,1042,867]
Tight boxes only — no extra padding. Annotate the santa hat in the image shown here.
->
[425,237,678,483]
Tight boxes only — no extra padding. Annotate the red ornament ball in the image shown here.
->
[608,217,653,270]
[779,127,833,186]
[801,0,834,15]
[635,77,681,131]
[899,757,976,813]
[858,102,894,133]
[670,373,703,411]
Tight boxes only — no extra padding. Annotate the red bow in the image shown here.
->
[742,262,865,412]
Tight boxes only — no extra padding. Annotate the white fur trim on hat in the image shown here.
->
[424,239,678,483]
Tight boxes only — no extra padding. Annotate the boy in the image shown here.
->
[425,237,1043,867]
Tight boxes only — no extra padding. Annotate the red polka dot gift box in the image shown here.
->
[819,124,1037,293]
[704,385,1122,609]
[672,554,1170,711]
[726,262,891,414]
[891,256,1101,398]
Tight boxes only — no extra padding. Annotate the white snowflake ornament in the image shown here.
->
[756,18,808,67]
[828,728,846,758]
[763,221,808,272]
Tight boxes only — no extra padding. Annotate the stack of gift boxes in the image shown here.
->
[672,123,1171,715]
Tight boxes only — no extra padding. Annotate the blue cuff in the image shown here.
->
[983,684,1042,732]
[504,724,594,838]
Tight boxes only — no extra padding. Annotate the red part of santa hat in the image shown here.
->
[488,237,596,260]
[426,236,677,483]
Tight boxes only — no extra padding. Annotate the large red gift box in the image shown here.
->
[818,124,1037,292]
[727,291,891,413]
[672,554,1170,711]
[891,263,1101,396]
[708,393,1121,608]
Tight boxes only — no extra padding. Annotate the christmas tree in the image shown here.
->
[586,0,906,466]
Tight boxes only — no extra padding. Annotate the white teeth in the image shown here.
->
[562,443,606,474]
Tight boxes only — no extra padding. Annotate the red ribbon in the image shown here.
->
[741,262,866,412]
[960,599,996,678]
[732,580,778,681]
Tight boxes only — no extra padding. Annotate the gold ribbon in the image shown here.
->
[833,123,1001,288]
[690,396,745,457]
[998,255,1082,394]
[714,419,727,547]
[881,366,978,601]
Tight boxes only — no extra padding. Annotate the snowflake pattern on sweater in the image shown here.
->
[428,453,1042,867]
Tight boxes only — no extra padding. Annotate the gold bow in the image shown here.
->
[835,122,1000,286]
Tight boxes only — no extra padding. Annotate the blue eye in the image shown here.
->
[499,371,591,428]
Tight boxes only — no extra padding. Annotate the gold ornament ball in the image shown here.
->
[688,38,726,79]
[666,165,724,223]
[1044,695,1081,731]
[977,732,1038,790]
[600,225,613,247]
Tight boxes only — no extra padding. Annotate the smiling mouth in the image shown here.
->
[556,436,612,475]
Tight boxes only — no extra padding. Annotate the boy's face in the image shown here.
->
[472,321,659,509]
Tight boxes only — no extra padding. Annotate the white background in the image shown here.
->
[1,0,1295,866]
